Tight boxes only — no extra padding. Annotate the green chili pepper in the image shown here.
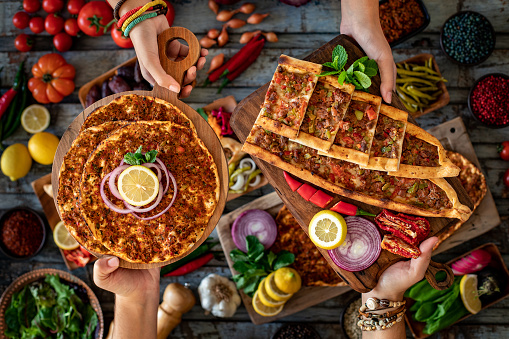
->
[160,239,218,276]
[401,98,418,113]
[244,169,262,192]
[396,77,435,86]
[326,130,331,139]
[382,183,390,191]
[411,66,439,75]
[406,86,436,100]
[407,182,418,194]
[228,163,237,177]
[196,108,208,121]
[396,89,418,105]
[354,110,364,121]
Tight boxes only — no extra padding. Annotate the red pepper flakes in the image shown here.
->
[471,75,509,126]
[1,210,44,257]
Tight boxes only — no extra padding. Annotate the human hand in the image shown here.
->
[340,0,396,104]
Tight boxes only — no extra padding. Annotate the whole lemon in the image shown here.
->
[1,143,32,181]
[28,132,60,165]
[274,267,302,294]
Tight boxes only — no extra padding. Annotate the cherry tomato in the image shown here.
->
[67,0,85,15]
[77,1,113,37]
[42,0,64,13]
[13,12,31,29]
[504,168,509,188]
[111,27,133,48]
[163,0,175,26]
[23,0,41,13]
[29,16,45,33]
[53,32,72,52]
[14,34,34,52]
[498,141,509,161]
[45,14,64,35]
[64,17,80,36]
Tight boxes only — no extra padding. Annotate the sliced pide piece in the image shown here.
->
[291,77,354,152]
[362,104,407,172]
[318,91,382,166]
[389,123,459,178]
[242,126,472,220]
[254,55,322,139]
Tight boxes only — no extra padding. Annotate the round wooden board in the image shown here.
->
[51,28,229,269]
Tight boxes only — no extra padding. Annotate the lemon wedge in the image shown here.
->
[460,274,482,314]
[252,290,284,317]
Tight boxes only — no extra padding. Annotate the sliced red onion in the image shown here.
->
[108,164,131,200]
[328,216,381,272]
[123,183,163,213]
[249,174,261,187]
[231,209,277,252]
[451,249,491,275]
[142,163,162,182]
[100,173,132,214]
[155,157,170,194]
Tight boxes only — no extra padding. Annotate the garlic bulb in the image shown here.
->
[198,274,241,318]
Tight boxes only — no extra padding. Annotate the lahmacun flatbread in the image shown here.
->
[319,91,382,166]
[254,55,322,139]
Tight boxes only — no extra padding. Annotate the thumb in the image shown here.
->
[377,54,396,104]
[93,256,119,288]
[410,236,438,278]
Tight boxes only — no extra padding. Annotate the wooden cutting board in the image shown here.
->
[216,192,351,325]
[230,34,473,293]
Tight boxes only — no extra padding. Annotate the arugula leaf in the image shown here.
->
[273,251,295,270]
[354,71,372,88]
[83,305,98,339]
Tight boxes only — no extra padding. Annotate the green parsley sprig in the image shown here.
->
[124,146,158,165]
[318,45,378,91]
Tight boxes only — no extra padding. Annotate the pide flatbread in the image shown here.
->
[254,55,322,139]
[291,77,354,152]
[57,121,129,254]
[79,121,219,263]
[362,104,407,172]
[388,123,459,178]
[81,94,195,133]
[242,126,471,220]
[319,91,382,166]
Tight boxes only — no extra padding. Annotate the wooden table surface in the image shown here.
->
[1,0,508,338]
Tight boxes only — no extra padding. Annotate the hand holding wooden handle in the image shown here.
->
[424,260,454,290]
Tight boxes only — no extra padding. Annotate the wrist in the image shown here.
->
[362,289,405,303]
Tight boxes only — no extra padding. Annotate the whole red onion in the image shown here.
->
[279,0,311,7]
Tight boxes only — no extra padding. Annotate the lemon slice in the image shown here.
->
[265,272,293,302]
[258,277,286,307]
[460,274,482,314]
[21,104,51,134]
[118,165,159,206]
[274,267,302,294]
[252,290,284,317]
[308,210,347,250]
[53,221,79,250]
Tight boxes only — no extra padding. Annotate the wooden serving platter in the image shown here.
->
[217,192,351,325]
[51,27,229,269]
[230,34,473,293]
[31,174,97,271]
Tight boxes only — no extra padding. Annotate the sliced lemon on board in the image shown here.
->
[274,267,302,294]
[265,272,293,302]
[257,277,286,307]
[53,221,79,250]
[118,165,159,206]
[252,290,284,317]
[460,274,482,314]
[308,210,347,250]
[21,104,51,134]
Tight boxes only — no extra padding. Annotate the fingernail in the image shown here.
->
[169,85,179,93]
[107,257,118,268]
[387,91,392,104]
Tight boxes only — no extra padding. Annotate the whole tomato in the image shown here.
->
[42,0,64,13]
[45,14,64,35]
[64,17,80,36]
[67,0,85,15]
[28,53,75,104]
[504,168,509,188]
[13,12,30,29]
[53,32,72,52]
[23,0,41,13]
[29,16,45,33]
[77,1,113,37]
[14,34,34,52]
[498,141,509,161]
[111,27,133,48]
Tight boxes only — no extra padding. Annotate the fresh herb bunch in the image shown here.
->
[318,45,378,91]
[124,146,158,165]
[4,274,98,339]
[230,235,295,297]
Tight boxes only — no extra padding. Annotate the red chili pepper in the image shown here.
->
[331,201,376,217]
[0,61,24,119]
[163,252,214,277]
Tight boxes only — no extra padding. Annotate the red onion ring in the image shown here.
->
[123,183,163,213]
[108,164,130,200]
[100,173,132,214]
[155,157,170,194]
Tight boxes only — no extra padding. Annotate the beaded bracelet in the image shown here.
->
[358,305,405,319]
[123,7,167,37]
[117,4,163,28]
[121,0,166,32]
[113,0,128,21]
[357,310,405,331]
[360,297,406,312]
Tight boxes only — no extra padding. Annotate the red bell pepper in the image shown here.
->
[366,106,377,120]
[297,183,318,201]
[283,171,303,192]
[163,252,214,277]
[309,190,333,208]
[331,201,375,216]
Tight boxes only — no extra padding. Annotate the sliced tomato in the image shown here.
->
[309,190,333,208]
[284,171,302,192]
[297,183,317,201]
[64,247,91,267]
[366,106,377,120]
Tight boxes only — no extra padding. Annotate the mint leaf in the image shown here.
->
[145,150,158,163]
[332,45,348,70]
[322,62,336,69]
[134,152,145,163]
[346,63,354,76]
[338,71,347,85]
[353,56,369,68]
[124,146,158,166]
[357,62,365,73]
[354,71,371,88]
[364,59,378,71]
[332,55,340,70]
[364,67,378,77]
[349,75,362,88]
[124,153,138,165]
[317,70,341,77]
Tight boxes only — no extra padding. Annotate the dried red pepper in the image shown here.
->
[375,209,429,246]
[331,201,375,217]
[381,234,421,259]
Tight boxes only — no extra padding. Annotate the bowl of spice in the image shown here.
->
[378,0,430,47]
[468,73,509,128]
[272,323,321,339]
[0,207,46,259]
[341,296,362,339]
[440,11,495,66]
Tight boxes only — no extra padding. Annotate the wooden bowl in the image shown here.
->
[396,53,450,118]
[0,268,104,338]
[404,243,509,338]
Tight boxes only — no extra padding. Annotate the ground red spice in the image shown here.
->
[1,210,44,257]
[379,0,425,43]
[471,75,509,126]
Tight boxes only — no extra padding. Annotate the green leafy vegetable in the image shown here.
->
[318,45,378,91]
[230,235,295,297]
[124,146,158,166]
